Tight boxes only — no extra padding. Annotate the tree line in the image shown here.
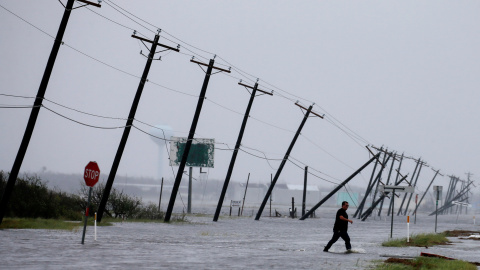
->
[0,171,164,220]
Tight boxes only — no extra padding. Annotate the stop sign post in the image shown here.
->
[82,161,100,245]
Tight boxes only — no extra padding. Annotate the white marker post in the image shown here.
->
[407,216,410,242]
[94,212,97,241]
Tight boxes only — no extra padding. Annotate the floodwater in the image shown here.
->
[1,207,479,269]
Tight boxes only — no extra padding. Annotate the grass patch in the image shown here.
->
[374,256,477,270]
[0,218,112,230]
[382,233,450,247]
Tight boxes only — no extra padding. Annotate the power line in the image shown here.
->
[42,105,127,129]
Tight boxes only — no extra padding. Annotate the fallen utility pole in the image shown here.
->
[361,174,409,221]
[240,173,250,216]
[97,31,179,222]
[255,104,323,220]
[429,181,473,216]
[355,153,390,219]
[353,149,381,218]
[164,57,230,222]
[0,0,101,225]
[213,81,272,221]
[300,153,380,220]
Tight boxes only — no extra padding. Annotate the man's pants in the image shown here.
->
[325,229,351,250]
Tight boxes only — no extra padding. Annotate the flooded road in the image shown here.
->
[1,207,479,269]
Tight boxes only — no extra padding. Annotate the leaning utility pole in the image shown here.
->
[353,149,381,218]
[164,57,231,222]
[412,169,440,215]
[240,173,250,216]
[397,159,420,216]
[403,160,424,215]
[387,153,404,216]
[255,103,323,220]
[97,31,179,222]
[300,153,380,220]
[213,81,272,221]
[377,152,396,216]
[355,152,390,219]
[0,0,101,225]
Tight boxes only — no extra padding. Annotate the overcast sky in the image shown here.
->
[1,1,479,194]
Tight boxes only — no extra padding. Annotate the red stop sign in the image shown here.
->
[84,161,100,187]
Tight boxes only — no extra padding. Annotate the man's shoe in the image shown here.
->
[323,247,329,252]
[346,249,353,253]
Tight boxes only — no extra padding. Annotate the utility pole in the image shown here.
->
[397,159,420,216]
[302,166,308,217]
[378,152,396,216]
[412,169,440,215]
[369,151,390,217]
[403,160,424,215]
[388,153,404,216]
[164,57,231,222]
[97,31,179,222]
[0,0,101,225]
[240,173,250,216]
[255,103,323,220]
[213,81,272,221]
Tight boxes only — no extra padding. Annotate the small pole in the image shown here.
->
[390,190,395,238]
[269,174,272,217]
[435,189,439,233]
[291,197,295,219]
[302,166,308,217]
[240,173,250,216]
[81,187,93,244]
[407,216,410,242]
[94,212,97,241]
[188,167,192,214]
[158,177,164,212]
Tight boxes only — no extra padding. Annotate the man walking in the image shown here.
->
[324,201,353,252]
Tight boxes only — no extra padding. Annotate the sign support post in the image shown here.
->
[81,187,92,245]
[391,190,395,238]
[81,161,100,244]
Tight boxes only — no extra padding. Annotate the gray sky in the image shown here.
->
[1,0,479,193]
